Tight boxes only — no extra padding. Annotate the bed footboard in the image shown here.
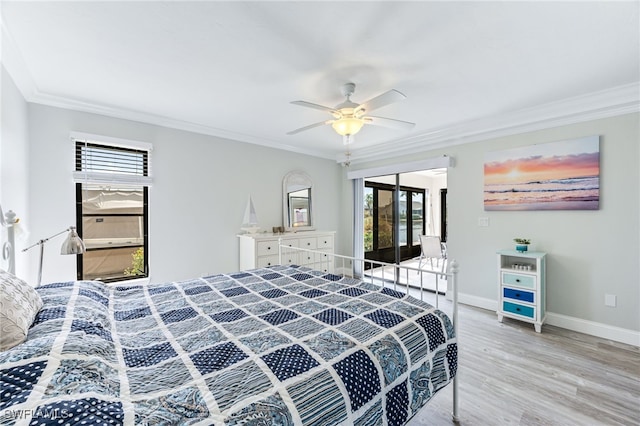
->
[279,240,461,422]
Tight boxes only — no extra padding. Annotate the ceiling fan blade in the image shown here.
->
[364,116,415,130]
[287,120,333,135]
[356,89,406,114]
[291,100,338,114]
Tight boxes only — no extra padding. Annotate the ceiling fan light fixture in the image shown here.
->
[331,116,365,137]
[288,83,414,141]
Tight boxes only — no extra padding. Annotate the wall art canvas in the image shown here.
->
[484,135,600,211]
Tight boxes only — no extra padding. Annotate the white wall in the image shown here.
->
[346,113,640,344]
[24,103,343,285]
[0,66,30,279]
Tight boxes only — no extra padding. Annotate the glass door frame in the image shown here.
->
[347,154,453,269]
[364,180,425,265]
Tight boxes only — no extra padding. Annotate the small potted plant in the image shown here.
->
[514,238,531,252]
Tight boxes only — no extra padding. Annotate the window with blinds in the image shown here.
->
[74,139,150,282]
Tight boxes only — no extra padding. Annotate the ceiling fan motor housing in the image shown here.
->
[341,82,356,98]
[336,83,360,111]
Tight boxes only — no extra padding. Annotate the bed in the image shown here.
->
[0,243,459,425]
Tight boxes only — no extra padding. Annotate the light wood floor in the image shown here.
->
[407,295,640,426]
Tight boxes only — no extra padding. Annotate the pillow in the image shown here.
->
[0,269,43,351]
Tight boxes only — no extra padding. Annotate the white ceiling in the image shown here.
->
[2,1,639,164]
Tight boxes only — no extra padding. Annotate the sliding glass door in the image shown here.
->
[364,181,424,266]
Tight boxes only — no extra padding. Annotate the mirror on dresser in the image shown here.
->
[282,170,314,231]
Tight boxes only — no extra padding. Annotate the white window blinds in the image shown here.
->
[71,134,153,186]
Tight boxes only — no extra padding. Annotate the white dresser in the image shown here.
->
[238,231,336,273]
[496,250,547,333]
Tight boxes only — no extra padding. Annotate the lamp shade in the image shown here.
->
[331,116,365,136]
[60,226,85,255]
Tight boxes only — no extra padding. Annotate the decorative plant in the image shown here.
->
[124,247,144,276]
[513,238,531,245]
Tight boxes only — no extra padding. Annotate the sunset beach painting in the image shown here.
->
[484,136,600,210]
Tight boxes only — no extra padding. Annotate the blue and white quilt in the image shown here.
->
[1,265,456,425]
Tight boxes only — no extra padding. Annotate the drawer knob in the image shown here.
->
[267,247,271,250]
[515,293,521,297]
[307,242,311,246]
[516,308,521,312]
[515,279,520,282]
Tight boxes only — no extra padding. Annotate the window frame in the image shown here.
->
[73,139,150,283]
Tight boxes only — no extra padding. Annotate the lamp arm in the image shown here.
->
[20,226,83,287]
[22,228,72,252]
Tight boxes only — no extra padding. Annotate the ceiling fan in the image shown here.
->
[287,83,415,144]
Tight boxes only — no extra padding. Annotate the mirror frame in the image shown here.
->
[282,171,314,231]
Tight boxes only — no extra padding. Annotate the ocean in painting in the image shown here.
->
[484,175,599,210]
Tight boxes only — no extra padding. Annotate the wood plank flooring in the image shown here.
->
[407,295,640,426]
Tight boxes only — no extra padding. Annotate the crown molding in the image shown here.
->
[5,83,331,160]
[8,82,335,160]
[29,90,335,159]
[347,82,640,165]
[24,81,637,166]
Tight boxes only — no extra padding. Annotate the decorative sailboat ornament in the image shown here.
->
[240,195,260,234]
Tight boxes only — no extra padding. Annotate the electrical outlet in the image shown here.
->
[605,294,617,307]
[478,217,489,227]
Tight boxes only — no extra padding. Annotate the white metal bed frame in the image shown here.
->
[1,205,19,275]
[1,219,460,422]
[278,240,460,423]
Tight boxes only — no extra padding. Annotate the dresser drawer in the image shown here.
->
[299,237,318,250]
[279,238,299,249]
[279,252,298,265]
[300,250,333,267]
[317,235,334,249]
[503,287,535,303]
[256,240,279,256]
[298,250,316,265]
[311,261,333,273]
[503,301,535,319]
[298,247,327,260]
[256,255,280,268]
[502,272,536,289]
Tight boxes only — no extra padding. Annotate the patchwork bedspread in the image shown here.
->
[1,265,456,425]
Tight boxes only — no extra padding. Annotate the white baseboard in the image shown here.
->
[546,312,640,347]
[457,293,639,347]
[458,293,497,312]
